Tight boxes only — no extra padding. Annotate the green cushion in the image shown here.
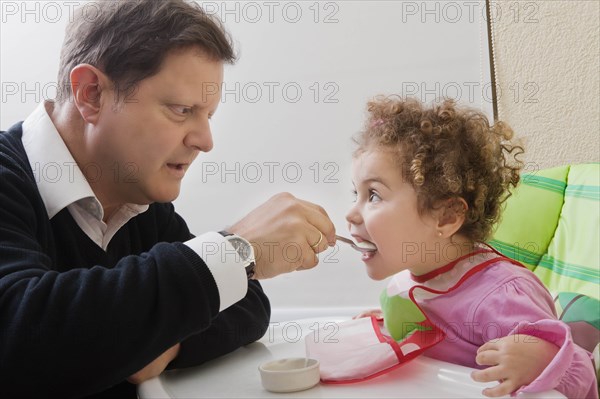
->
[535,164,600,299]
[490,165,569,270]
[554,292,600,359]
[555,292,600,330]
[490,163,599,299]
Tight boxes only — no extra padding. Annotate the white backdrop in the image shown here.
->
[0,0,493,319]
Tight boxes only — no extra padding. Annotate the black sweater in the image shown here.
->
[0,123,270,398]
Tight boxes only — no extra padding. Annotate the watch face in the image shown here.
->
[229,237,254,264]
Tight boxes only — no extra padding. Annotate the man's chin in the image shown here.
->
[155,191,180,204]
[137,186,180,205]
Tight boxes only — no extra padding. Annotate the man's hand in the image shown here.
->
[229,193,335,279]
[471,334,559,397]
[127,343,181,385]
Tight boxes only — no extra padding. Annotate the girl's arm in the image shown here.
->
[473,322,598,398]
[471,333,559,397]
[470,277,598,399]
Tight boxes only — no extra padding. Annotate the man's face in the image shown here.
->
[89,48,223,205]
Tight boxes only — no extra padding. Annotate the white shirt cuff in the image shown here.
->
[184,232,248,312]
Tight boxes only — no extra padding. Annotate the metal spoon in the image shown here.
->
[335,235,377,253]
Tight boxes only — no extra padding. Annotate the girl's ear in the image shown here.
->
[436,197,468,238]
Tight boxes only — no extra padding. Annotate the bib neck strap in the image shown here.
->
[410,247,492,283]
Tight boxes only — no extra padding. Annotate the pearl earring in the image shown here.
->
[438,231,443,237]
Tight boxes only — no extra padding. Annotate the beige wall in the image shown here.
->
[493,0,599,169]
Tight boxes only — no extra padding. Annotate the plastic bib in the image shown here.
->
[306,248,522,383]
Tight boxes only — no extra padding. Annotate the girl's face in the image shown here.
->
[345,148,443,280]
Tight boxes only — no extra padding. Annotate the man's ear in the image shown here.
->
[436,197,468,238]
[69,64,109,124]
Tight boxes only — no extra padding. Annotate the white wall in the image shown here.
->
[492,0,600,169]
[1,1,493,318]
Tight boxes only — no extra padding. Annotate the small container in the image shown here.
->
[258,357,320,393]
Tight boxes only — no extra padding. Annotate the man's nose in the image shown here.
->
[185,118,214,152]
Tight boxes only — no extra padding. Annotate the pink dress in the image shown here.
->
[394,249,599,399]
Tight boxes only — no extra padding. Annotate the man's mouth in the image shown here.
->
[167,163,187,171]
[166,163,189,178]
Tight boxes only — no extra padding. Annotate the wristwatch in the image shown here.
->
[219,230,256,279]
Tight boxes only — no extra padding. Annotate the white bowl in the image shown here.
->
[258,357,320,393]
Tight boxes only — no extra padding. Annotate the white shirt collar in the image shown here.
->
[21,101,148,220]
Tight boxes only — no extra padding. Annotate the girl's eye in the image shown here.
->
[351,189,357,202]
[170,105,193,116]
[368,190,381,202]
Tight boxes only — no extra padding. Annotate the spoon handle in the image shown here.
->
[335,235,355,246]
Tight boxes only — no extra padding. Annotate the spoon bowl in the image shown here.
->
[335,235,377,253]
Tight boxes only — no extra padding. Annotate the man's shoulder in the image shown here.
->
[1,122,27,165]
[0,123,37,191]
[1,121,24,141]
[0,124,46,225]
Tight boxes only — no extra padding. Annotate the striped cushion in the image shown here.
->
[554,292,600,353]
[535,164,600,299]
[490,165,569,270]
[490,163,600,299]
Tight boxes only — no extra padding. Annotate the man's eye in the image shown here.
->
[170,105,193,116]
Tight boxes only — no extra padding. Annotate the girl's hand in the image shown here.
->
[471,334,559,397]
[353,308,383,319]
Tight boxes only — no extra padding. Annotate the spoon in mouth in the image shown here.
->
[335,235,377,253]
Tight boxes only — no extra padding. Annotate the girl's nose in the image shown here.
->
[345,204,363,226]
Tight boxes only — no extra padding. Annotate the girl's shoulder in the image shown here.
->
[478,256,547,290]
[466,258,557,321]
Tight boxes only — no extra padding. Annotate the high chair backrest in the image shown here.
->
[490,163,599,299]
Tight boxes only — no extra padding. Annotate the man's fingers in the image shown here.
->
[235,193,338,278]
[127,343,180,384]
[300,244,320,270]
[298,199,336,245]
[306,228,329,254]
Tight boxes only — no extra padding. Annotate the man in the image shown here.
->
[0,1,335,397]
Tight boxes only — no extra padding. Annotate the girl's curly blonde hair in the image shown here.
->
[355,96,524,242]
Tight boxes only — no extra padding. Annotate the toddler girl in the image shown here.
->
[346,97,597,398]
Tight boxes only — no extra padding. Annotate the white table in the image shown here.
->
[138,317,565,399]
